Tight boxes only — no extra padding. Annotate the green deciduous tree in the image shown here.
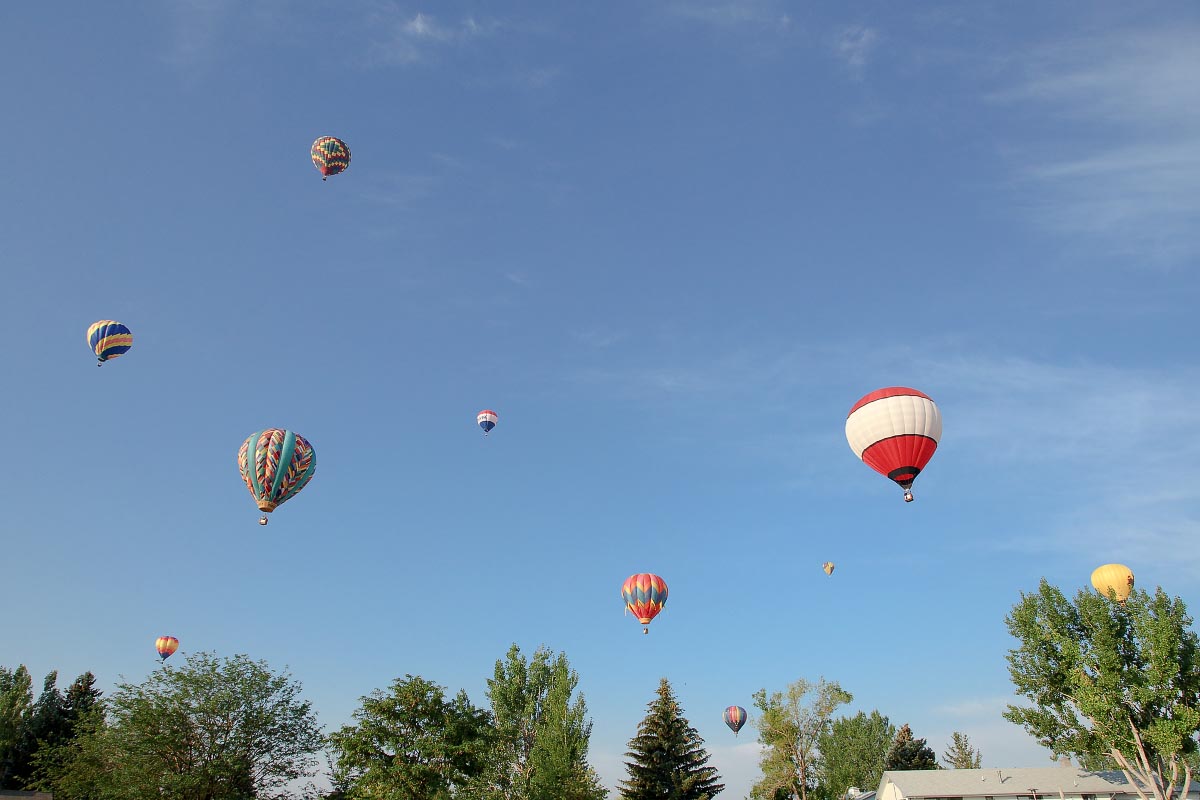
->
[818,710,895,798]
[329,674,494,800]
[47,652,323,800]
[884,724,937,771]
[752,677,852,800]
[620,677,723,800]
[941,731,981,769]
[28,671,103,791]
[1004,580,1200,800]
[0,665,33,788]
[481,644,606,800]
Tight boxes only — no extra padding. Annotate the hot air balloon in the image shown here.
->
[238,429,316,525]
[156,635,179,662]
[477,409,498,436]
[724,705,747,736]
[846,387,942,502]
[622,573,667,634]
[822,562,835,576]
[311,136,351,181]
[1091,563,1134,603]
[87,320,133,366]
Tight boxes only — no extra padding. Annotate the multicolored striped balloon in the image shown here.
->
[87,320,133,366]
[156,635,179,662]
[477,409,498,435]
[724,705,747,735]
[622,573,667,634]
[845,386,941,502]
[238,429,317,525]
[311,136,351,180]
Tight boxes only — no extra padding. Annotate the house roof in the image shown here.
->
[879,767,1145,798]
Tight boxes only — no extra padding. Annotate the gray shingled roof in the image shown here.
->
[879,768,1152,798]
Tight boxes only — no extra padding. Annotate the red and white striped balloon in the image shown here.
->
[845,387,941,502]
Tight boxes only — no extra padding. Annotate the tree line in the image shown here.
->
[749,677,980,800]
[3,579,1198,799]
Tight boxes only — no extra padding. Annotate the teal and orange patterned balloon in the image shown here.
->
[238,429,316,525]
[622,573,668,634]
[87,320,132,366]
[311,136,351,181]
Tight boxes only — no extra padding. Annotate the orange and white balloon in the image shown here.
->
[846,387,941,502]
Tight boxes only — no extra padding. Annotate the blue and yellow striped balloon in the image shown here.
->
[87,320,132,366]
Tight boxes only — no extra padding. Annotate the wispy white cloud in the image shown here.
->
[833,25,880,78]
[466,65,565,92]
[991,28,1200,265]
[367,8,498,65]
[662,0,793,31]
[160,0,232,68]
[573,340,1200,574]
[159,0,301,70]
[571,327,628,349]
[932,695,1017,719]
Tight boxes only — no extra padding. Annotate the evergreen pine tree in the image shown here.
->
[619,678,724,800]
[885,724,938,771]
[941,731,982,769]
[62,672,102,729]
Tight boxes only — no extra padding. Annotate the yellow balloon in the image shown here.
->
[1091,563,1134,602]
[822,562,835,576]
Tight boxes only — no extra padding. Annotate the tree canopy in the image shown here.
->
[942,731,982,769]
[1005,580,1200,800]
[819,710,896,798]
[329,674,495,800]
[752,677,852,800]
[884,724,937,771]
[48,652,323,800]
[620,677,723,800]
[483,644,606,800]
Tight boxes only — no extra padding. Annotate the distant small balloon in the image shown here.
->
[87,320,132,366]
[477,409,498,436]
[311,136,351,181]
[1091,563,1134,602]
[724,705,747,735]
[156,635,179,662]
[822,562,835,576]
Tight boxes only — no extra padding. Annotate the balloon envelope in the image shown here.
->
[724,705,747,735]
[622,573,667,632]
[477,409,498,434]
[87,320,132,364]
[311,136,351,179]
[155,635,179,661]
[238,429,316,516]
[822,562,835,576]
[1091,563,1134,602]
[846,387,941,499]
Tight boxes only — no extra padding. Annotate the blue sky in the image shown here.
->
[4,1,1200,796]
